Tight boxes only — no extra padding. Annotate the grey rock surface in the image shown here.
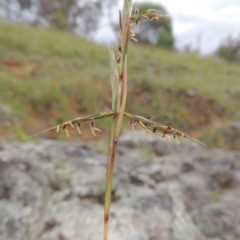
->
[0,104,12,122]
[0,134,240,240]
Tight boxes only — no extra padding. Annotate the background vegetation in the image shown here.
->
[217,34,240,62]
[0,21,239,149]
[0,0,117,36]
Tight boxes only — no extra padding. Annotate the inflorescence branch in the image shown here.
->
[30,110,205,146]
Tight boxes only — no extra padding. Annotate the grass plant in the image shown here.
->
[30,1,205,239]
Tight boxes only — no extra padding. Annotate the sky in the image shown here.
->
[94,0,240,54]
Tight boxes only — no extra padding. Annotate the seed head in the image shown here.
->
[64,128,70,137]
[129,119,136,125]
[77,123,81,134]
[90,121,101,136]
[90,121,95,128]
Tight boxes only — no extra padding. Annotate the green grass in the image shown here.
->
[0,21,239,147]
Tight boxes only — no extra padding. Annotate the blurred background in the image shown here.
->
[0,0,239,147]
[0,0,240,239]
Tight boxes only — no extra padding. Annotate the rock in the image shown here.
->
[119,130,155,147]
[180,172,211,210]
[0,140,6,151]
[194,149,235,172]
[31,56,43,64]
[211,167,232,188]
[231,152,240,170]
[63,144,94,157]
[0,139,240,240]
[219,188,240,211]
[0,159,51,240]
[232,171,240,184]
[181,162,195,173]
[186,89,197,97]
[194,149,234,189]
[162,182,204,240]
[192,203,235,239]
[0,104,12,121]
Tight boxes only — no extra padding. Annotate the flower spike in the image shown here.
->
[90,121,101,136]
[123,111,205,146]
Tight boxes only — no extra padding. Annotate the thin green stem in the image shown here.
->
[103,1,132,240]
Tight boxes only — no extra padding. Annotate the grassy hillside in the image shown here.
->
[0,21,239,148]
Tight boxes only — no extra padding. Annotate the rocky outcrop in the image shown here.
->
[0,132,240,240]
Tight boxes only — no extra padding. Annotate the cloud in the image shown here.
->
[176,23,232,54]
[132,0,240,54]
[94,0,240,54]
[173,5,240,54]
